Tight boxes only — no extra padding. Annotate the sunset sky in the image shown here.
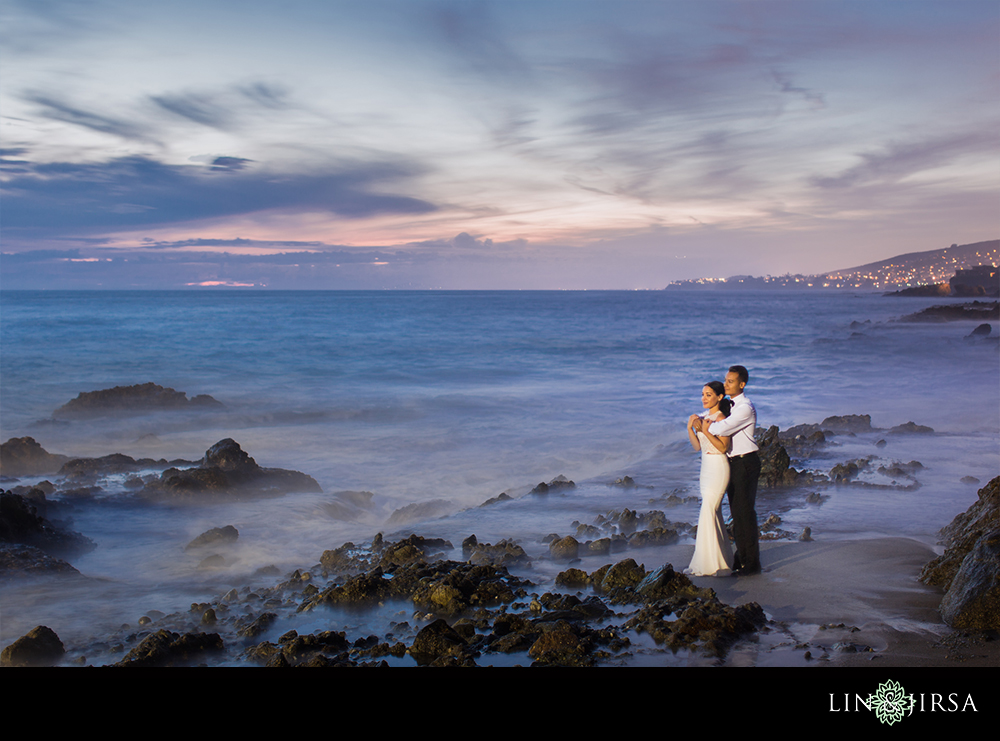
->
[1,0,998,289]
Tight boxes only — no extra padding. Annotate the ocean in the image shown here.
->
[1,289,998,663]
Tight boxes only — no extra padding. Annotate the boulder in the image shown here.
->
[1,626,65,667]
[139,439,322,501]
[0,491,96,557]
[0,437,70,478]
[52,383,223,419]
[920,477,1000,630]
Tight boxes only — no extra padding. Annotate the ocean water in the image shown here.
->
[1,289,998,660]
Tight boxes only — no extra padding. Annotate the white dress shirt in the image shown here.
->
[707,393,758,457]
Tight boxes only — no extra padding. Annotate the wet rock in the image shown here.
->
[0,490,96,557]
[622,597,766,657]
[52,382,224,419]
[938,528,1000,631]
[967,323,992,337]
[466,538,531,567]
[920,476,1000,630]
[0,437,70,478]
[1,625,66,667]
[755,426,820,488]
[185,525,239,551]
[377,533,452,569]
[888,422,934,434]
[897,301,999,323]
[479,492,513,507]
[139,439,322,501]
[549,535,579,561]
[0,543,81,578]
[112,629,224,666]
[408,619,476,665]
[531,475,576,495]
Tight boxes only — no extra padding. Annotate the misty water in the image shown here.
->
[1,290,997,664]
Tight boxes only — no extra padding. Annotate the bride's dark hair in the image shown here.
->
[705,381,732,418]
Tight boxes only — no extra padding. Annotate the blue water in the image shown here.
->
[1,289,998,656]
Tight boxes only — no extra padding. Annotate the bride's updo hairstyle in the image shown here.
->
[705,380,732,418]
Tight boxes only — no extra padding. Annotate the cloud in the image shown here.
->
[810,131,1000,189]
[22,91,154,141]
[2,154,438,237]
[149,91,236,129]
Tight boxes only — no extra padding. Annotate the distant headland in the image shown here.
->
[666,239,999,294]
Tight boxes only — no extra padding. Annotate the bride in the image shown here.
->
[684,381,735,577]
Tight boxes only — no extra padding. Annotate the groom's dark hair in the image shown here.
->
[729,365,749,384]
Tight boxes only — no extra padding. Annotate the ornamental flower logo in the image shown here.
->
[868,680,915,725]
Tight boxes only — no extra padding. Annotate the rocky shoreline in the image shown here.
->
[3,401,997,667]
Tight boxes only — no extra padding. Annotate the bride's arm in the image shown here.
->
[687,414,702,450]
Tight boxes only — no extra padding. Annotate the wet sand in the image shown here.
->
[686,538,1000,667]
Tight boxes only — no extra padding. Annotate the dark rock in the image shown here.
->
[112,629,224,666]
[968,323,992,337]
[1,625,66,667]
[408,619,475,665]
[898,301,999,323]
[755,426,819,487]
[888,421,934,434]
[139,439,322,501]
[466,539,531,567]
[920,476,1000,594]
[938,528,1000,631]
[531,475,576,495]
[52,382,224,419]
[0,491,96,557]
[549,535,579,561]
[0,437,70,477]
[0,543,81,578]
[185,525,239,551]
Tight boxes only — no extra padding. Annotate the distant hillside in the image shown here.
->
[667,239,999,291]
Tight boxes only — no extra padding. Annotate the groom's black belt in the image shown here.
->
[729,451,759,460]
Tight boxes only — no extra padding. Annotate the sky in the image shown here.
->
[1,0,998,289]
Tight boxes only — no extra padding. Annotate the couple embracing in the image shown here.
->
[684,365,762,578]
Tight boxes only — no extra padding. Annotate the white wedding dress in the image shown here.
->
[685,427,734,577]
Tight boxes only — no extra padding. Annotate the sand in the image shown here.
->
[681,537,1000,667]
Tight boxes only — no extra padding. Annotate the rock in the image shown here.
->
[921,477,1000,588]
[185,525,239,551]
[549,535,579,561]
[0,543,81,578]
[0,491,96,557]
[938,528,1000,631]
[52,382,224,419]
[920,476,1000,630]
[1,626,65,667]
[967,323,992,337]
[113,629,225,667]
[139,439,322,501]
[0,437,70,478]
[408,619,474,666]
[466,539,531,567]
[755,426,818,487]
[888,421,934,434]
[898,301,999,323]
[531,475,576,495]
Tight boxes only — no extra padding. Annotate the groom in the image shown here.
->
[701,365,761,575]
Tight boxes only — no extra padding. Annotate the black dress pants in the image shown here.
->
[727,451,761,573]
